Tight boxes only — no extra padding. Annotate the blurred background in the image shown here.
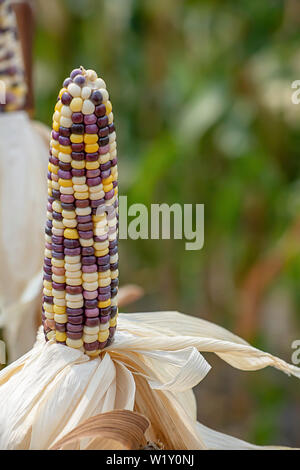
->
[20,0,300,446]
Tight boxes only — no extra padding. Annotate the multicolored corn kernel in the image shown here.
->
[42,67,118,355]
[0,0,27,112]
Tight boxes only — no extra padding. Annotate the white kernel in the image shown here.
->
[99,88,109,102]
[67,82,82,97]
[86,69,97,81]
[84,325,99,335]
[61,105,72,118]
[95,77,106,89]
[60,116,72,128]
[72,176,86,185]
[82,99,95,115]
[53,110,60,121]
[81,86,91,99]
[65,255,80,264]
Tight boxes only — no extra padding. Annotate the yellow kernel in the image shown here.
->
[98,330,109,342]
[105,101,112,114]
[53,305,66,315]
[64,228,79,239]
[55,331,67,342]
[103,183,113,192]
[110,317,117,327]
[58,178,72,187]
[53,121,59,132]
[102,175,113,185]
[85,143,99,153]
[70,134,83,143]
[59,145,72,154]
[98,299,111,309]
[86,161,100,170]
[70,97,83,112]
[95,248,109,257]
[84,134,98,144]
[74,191,89,200]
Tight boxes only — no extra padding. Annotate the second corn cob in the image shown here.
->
[42,67,118,356]
[0,0,27,112]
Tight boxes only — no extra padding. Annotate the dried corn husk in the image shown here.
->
[0,310,299,450]
[49,410,149,450]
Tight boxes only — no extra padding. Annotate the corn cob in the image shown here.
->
[42,67,118,356]
[0,0,27,112]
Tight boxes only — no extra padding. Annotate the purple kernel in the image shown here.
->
[97,116,108,128]
[85,124,98,134]
[61,92,72,105]
[90,90,103,105]
[63,77,72,88]
[58,136,71,146]
[95,104,106,117]
[82,264,97,274]
[86,169,100,178]
[84,114,97,125]
[74,74,86,86]
[58,169,72,179]
[99,127,109,138]
[59,126,71,137]
[87,177,101,187]
[70,68,83,79]
[72,112,83,123]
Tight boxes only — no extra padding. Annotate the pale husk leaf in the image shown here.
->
[0,310,299,450]
[0,113,48,361]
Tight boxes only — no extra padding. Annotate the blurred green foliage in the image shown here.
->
[33,0,300,445]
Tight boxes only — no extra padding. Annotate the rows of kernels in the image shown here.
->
[42,67,118,355]
[0,0,27,112]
